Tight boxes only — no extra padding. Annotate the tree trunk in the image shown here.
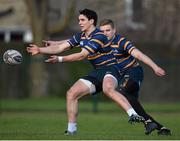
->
[24,0,76,97]
[25,0,48,97]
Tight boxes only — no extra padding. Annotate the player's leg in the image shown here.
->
[125,94,171,135]
[133,95,172,135]
[124,94,159,134]
[118,67,159,134]
[101,67,144,123]
[103,74,131,111]
[66,78,95,135]
[65,69,104,135]
[118,66,171,135]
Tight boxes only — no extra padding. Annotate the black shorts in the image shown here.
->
[81,65,120,94]
[117,66,144,98]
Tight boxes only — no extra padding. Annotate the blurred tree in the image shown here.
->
[24,0,76,97]
[144,0,180,50]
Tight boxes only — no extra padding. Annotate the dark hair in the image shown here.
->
[79,9,98,26]
[99,19,115,29]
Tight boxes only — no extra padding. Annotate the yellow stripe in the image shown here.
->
[88,54,102,60]
[118,37,125,47]
[111,44,119,48]
[91,39,104,47]
[103,42,111,48]
[115,54,123,57]
[106,62,117,66]
[96,58,115,66]
[124,41,130,50]
[117,55,131,64]
[128,46,136,54]
[88,51,113,60]
[124,59,136,68]
[85,45,95,53]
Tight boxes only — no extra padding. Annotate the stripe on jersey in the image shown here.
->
[117,37,125,46]
[95,58,116,66]
[90,39,104,47]
[83,45,95,53]
[117,55,131,63]
[124,59,136,68]
[124,41,130,50]
[128,46,136,54]
[111,45,119,48]
[88,50,113,60]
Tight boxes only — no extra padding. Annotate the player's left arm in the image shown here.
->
[131,48,166,76]
[45,48,89,63]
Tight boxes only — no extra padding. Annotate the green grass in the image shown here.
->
[0,97,180,140]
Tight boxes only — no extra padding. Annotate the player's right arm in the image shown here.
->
[120,37,166,77]
[43,39,69,46]
[26,41,71,55]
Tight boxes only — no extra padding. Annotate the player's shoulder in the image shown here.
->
[115,34,125,40]
[71,31,84,41]
[93,28,106,36]
[92,28,107,40]
[74,31,84,37]
[113,34,128,44]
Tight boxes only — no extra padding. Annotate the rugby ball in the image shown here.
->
[3,49,22,65]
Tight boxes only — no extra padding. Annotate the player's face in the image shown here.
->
[100,24,116,40]
[78,14,93,32]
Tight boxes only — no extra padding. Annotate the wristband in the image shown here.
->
[58,56,63,62]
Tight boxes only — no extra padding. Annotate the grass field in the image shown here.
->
[0,97,180,140]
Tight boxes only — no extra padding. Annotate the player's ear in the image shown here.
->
[90,19,94,25]
[113,28,116,33]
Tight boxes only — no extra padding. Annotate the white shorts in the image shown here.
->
[79,78,96,94]
[104,74,118,88]
[79,73,118,94]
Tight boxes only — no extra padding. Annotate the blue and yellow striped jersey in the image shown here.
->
[68,28,117,69]
[110,34,137,70]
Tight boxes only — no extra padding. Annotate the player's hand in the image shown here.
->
[45,55,59,63]
[43,40,58,47]
[26,44,40,55]
[154,66,166,76]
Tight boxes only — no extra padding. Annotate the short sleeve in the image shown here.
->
[68,32,81,47]
[82,33,108,54]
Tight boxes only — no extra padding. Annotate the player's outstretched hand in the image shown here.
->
[42,40,58,47]
[26,44,40,55]
[154,66,166,77]
[45,55,59,63]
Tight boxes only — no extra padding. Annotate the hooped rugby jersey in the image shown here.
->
[110,34,137,70]
[68,28,117,69]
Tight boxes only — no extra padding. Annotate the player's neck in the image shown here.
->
[85,26,96,37]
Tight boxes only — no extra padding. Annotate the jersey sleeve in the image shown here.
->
[67,32,81,47]
[82,33,107,54]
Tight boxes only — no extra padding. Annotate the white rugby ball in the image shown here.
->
[3,49,22,65]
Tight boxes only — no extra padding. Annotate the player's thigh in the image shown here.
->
[67,79,91,99]
[103,74,118,92]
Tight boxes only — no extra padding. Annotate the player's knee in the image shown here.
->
[66,88,77,101]
[103,86,115,97]
[67,87,84,101]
